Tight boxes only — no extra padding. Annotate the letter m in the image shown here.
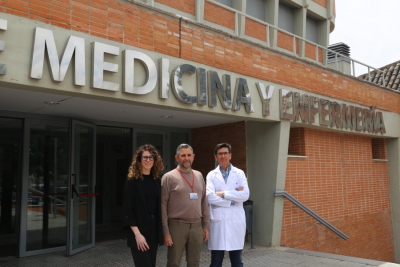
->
[30,27,85,85]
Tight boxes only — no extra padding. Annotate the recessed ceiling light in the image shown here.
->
[45,101,60,105]
[161,115,173,118]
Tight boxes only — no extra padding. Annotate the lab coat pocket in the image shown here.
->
[210,205,222,222]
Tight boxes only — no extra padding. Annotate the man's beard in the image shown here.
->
[180,161,192,169]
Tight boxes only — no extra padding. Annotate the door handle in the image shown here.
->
[71,174,79,199]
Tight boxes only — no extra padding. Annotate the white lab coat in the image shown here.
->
[206,165,250,251]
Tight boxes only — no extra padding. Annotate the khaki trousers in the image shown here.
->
[167,220,203,267]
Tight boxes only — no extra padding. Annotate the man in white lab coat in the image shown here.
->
[206,143,250,267]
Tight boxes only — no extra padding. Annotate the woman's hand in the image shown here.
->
[131,226,150,251]
[135,233,150,251]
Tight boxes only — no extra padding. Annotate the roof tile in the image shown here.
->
[359,60,400,91]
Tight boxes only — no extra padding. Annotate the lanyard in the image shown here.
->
[176,168,195,193]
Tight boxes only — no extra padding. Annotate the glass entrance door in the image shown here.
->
[20,121,69,257]
[19,119,96,257]
[67,120,96,256]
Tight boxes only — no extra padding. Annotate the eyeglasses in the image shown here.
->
[217,152,230,157]
[141,156,154,161]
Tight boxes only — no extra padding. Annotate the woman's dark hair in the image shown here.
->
[127,144,164,180]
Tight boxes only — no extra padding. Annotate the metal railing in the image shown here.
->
[274,190,349,240]
[28,187,68,219]
[204,0,386,86]
[28,187,67,205]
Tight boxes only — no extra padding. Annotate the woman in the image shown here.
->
[123,144,164,267]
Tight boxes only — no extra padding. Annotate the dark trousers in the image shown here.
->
[210,250,243,267]
[130,214,159,267]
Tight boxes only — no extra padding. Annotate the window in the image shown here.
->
[371,138,387,160]
[288,127,305,156]
[306,16,318,43]
[278,3,294,33]
[246,0,266,21]
[215,0,233,8]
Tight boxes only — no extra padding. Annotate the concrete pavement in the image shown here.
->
[0,240,399,267]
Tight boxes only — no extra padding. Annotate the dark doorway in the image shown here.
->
[0,118,23,257]
[95,126,131,243]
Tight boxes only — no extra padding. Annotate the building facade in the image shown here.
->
[0,0,400,263]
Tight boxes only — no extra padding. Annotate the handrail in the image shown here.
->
[28,187,67,205]
[274,190,349,240]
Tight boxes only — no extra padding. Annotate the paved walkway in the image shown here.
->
[0,240,399,267]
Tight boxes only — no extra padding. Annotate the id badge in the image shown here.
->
[190,193,198,200]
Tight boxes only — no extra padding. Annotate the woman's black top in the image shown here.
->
[123,176,163,247]
[142,174,159,215]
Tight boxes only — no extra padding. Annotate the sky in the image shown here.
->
[329,0,400,75]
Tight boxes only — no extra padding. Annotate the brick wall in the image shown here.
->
[313,0,328,8]
[156,0,195,16]
[204,1,235,30]
[318,47,323,62]
[1,0,182,56]
[277,31,302,56]
[305,43,315,61]
[191,122,247,178]
[305,43,323,63]
[283,128,393,261]
[277,31,296,54]
[245,17,267,42]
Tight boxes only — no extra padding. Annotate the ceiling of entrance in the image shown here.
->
[0,87,242,128]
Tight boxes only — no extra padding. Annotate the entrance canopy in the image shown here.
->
[0,86,242,128]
